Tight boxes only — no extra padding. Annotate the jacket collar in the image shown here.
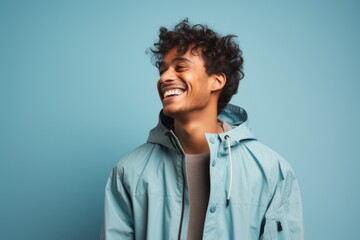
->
[147,104,257,151]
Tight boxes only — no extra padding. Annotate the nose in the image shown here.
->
[159,67,177,84]
[157,67,177,98]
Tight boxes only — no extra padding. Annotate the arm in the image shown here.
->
[101,166,134,240]
[260,160,304,240]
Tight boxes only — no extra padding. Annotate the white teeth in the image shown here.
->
[164,89,184,98]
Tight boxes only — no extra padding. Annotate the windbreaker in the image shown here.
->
[101,104,304,240]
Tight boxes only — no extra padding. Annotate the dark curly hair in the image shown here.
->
[150,18,244,114]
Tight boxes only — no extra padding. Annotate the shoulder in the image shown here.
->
[114,143,158,172]
[240,140,296,182]
[112,142,177,180]
[241,140,284,166]
[108,143,159,191]
[110,142,181,196]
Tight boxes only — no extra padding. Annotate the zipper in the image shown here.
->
[169,130,187,240]
[178,173,186,240]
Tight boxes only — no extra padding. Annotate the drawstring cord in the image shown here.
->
[225,135,232,207]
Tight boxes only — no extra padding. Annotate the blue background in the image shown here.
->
[1,0,359,239]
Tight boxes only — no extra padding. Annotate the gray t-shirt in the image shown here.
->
[186,152,210,240]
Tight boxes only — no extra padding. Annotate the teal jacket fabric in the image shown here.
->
[101,104,304,240]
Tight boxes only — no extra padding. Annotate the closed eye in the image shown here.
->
[175,65,187,72]
[159,57,191,75]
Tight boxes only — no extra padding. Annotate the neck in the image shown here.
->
[174,110,223,154]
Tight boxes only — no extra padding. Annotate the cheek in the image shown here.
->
[156,80,163,99]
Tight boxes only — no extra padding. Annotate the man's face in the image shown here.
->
[157,47,215,119]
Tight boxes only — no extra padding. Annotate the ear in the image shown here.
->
[210,73,226,92]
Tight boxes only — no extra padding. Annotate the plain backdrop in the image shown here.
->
[1,0,359,239]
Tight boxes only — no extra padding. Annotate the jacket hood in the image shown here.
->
[147,104,257,152]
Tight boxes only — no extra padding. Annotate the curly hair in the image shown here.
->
[150,18,244,114]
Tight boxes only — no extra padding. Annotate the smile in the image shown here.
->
[163,89,185,98]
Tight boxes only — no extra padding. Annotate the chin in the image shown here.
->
[162,106,182,118]
[162,108,176,118]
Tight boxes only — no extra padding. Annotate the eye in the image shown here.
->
[175,65,187,72]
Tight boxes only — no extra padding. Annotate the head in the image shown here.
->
[150,18,244,115]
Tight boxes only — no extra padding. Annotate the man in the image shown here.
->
[101,19,304,240]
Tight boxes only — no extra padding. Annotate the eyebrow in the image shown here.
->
[160,57,192,69]
[172,57,192,64]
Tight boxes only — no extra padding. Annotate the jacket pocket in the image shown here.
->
[261,219,287,240]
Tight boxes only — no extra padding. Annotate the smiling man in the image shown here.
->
[101,19,304,240]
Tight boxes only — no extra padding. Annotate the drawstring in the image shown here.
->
[225,135,232,207]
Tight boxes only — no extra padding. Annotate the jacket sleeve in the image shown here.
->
[260,160,304,240]
[101,166,134,240]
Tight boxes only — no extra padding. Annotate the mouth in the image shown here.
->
[163,88,185,98]
[160,85,187,99]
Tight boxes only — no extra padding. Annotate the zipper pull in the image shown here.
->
[277,221,283,232]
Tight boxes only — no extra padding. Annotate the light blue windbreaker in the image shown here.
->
[101,104,304,240]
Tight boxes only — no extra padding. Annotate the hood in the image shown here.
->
[147,104,257,152]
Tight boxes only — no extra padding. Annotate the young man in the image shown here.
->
[101,19,304,240]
